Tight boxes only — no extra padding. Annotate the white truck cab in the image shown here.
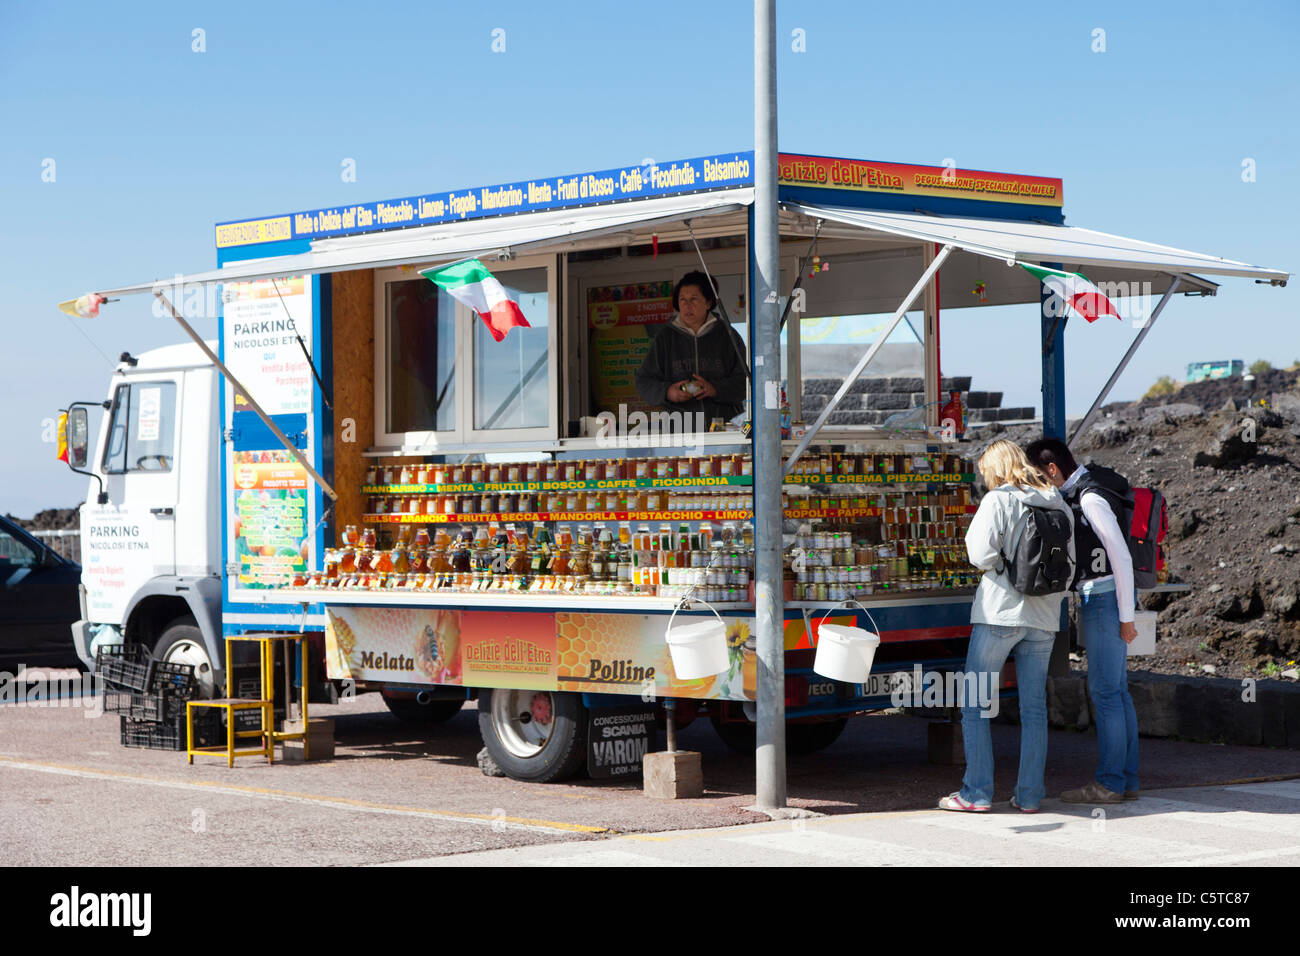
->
[67,342,223,695]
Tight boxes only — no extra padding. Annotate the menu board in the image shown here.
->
[231,449,309,588]
[587,281,674,414]
[222,275,314,416]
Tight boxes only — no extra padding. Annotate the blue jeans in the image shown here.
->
[959,623,1055,809]
[1080,581,1140,794]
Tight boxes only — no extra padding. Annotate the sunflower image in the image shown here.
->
[725,620,750,682]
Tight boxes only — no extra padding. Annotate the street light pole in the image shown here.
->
[753,0,786,811]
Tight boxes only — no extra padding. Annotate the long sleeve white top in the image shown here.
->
[1063,466,1136,623]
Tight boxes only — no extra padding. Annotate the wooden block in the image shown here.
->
[283,717,334,736]
[280,717,334,761]
[927,720,964,765]
[642,751,703,799]
[281,736,335,762]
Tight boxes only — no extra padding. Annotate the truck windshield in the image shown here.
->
[103,381,177,473]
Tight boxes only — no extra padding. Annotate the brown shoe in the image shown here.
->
[1060,781,1125,804]
[1124,790,1139,801]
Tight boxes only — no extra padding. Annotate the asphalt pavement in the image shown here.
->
[4,684,1300,866]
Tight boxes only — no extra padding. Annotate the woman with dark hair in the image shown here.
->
[634,270,747,424]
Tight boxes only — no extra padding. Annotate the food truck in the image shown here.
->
[64,149,1289,782]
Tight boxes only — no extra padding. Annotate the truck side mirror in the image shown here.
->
[66,407,89,469]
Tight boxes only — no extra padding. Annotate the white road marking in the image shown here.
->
[728,829,981,866]
[919,810,1223,862]
[1107,796,1300,838]
[1223,779,1300,800]
[1156,845,1300,867]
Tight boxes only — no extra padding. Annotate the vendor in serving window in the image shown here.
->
[634,271,747,425]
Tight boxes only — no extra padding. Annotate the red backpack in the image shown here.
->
[1128,487,1168,588]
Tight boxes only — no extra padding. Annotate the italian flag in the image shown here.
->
[1019,263,1120,323]
[421,259,530,342]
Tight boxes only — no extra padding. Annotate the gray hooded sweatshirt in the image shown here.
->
[965,483,1076,632]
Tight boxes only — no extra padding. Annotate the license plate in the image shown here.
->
[859,670,911,700]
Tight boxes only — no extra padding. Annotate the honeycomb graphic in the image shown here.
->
[557,612,718,698]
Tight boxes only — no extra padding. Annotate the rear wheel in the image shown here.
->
[477,689,587,782]
[154,618,216,699]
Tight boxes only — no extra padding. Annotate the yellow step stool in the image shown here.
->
[187,633,310,767]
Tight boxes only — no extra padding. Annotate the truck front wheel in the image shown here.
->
[155,618,216,699]
[477,689,587,783]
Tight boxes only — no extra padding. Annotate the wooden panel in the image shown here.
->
[330,269,374,540]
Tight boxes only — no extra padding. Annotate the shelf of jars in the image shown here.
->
[284,449,982,607]
[362,450,971,490]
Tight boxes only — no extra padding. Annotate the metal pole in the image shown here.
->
[1040,262,1067,440]
[753,0,785,811]
[784,245,953,475]
[153,291,338,501]
[1068,276,1182,448]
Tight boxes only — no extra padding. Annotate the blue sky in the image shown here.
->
[2,0,1296,517]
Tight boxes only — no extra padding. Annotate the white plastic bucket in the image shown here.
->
[814,623,881,683]
[1078,609,1157,656]
[665,607,730,680]
[1129,610,1157,656]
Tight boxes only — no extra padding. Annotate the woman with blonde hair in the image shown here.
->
[938,440,1074,812]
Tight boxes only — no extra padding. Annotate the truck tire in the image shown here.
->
[477,689,587,783]
[382,694,466,724]
[710,715,848,755]
[155,617,217,699]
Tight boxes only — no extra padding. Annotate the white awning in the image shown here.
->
[785,201,1289,284]
[98,189,754,297]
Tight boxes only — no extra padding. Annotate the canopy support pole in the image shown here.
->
[1068,275,1182,448]
[783,244,953,476]
[753,0,785,812]
[153,291,338,502]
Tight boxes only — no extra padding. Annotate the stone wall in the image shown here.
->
[799,375,1035,426]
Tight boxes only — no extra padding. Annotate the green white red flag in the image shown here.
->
[1018,263,1120,323]
[421,259,530,342]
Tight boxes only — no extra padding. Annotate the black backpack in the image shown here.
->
[998,496,1074,595]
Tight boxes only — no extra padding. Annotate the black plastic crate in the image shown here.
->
[103,688,186,722]
[149,660,197,697]
[120,712,223,751]
[96,643,154,693]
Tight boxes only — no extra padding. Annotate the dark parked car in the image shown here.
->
[0,516,82,670]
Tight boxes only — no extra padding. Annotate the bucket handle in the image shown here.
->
[813,600,880,644]
[665,596,725,640]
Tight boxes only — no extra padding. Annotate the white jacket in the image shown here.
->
[965,483,1075,632]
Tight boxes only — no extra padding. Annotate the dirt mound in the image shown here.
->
[969,374,1300,682]
[8,508,80,532]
